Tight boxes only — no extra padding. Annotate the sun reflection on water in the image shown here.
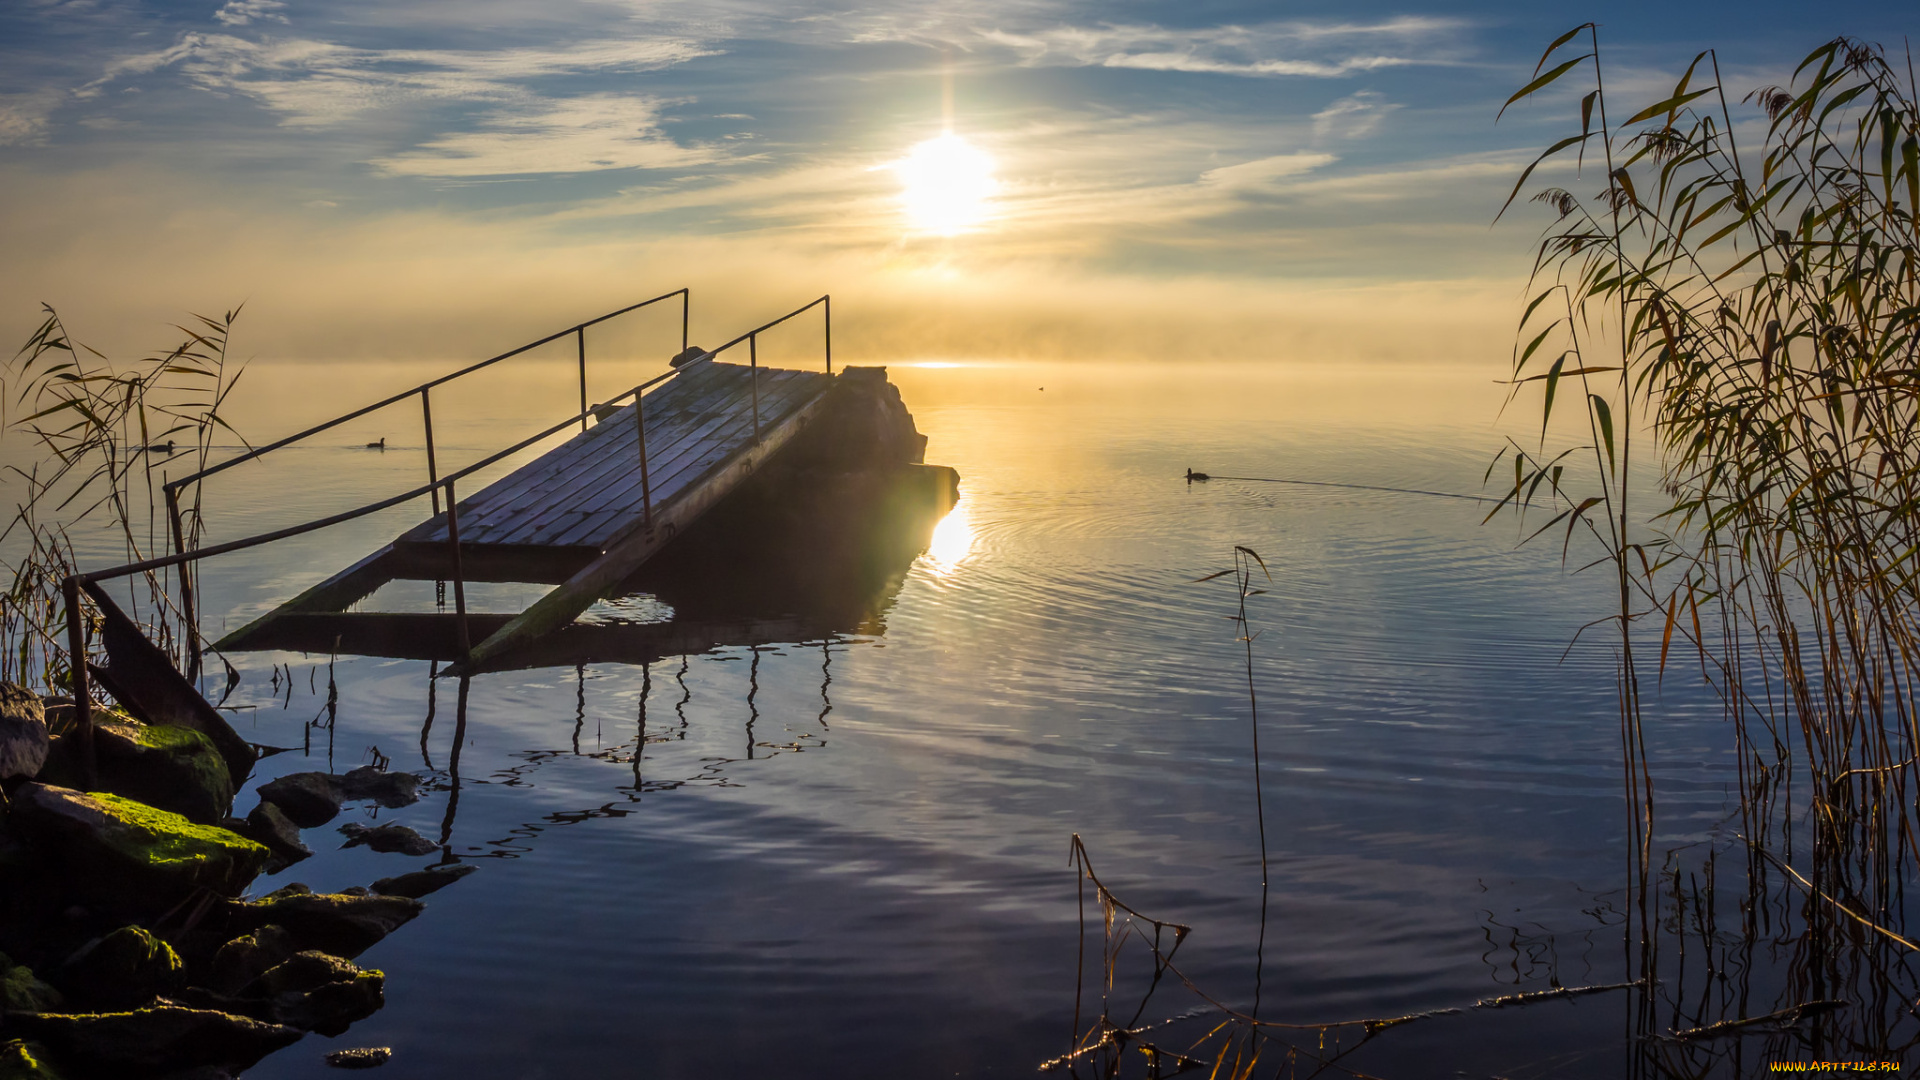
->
[922,500,974,577]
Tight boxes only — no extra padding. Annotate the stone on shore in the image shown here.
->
[86,720,234,826]
[224,887,422,960]
[325,1047,391,1069]
[204,926,296,997]
[0,953,64,1013]
[255,952,384,1036]
[0,1040,64,1080]
[337,823,435,857]
[370,863,475,899]
[241,802,312,872]
[7,1005,302,1075]
[255,774,342,829]
[7,784,270,910]
[54,926,183,1011]
[0,685,49,782]
[336,768,419,809]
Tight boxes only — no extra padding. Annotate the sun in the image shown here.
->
[894,132,997,235]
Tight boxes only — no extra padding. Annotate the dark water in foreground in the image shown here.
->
[119,360,1771,1076]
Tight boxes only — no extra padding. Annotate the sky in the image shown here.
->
[0,0,1911,369]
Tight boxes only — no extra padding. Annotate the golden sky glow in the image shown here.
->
[5,3,1897,371]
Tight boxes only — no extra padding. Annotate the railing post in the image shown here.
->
[680,289,689,354]
[824,294,832,374]
[444,480,470,659]
[164,485,200,680]
[577,327,589,433]
[635,386,653,524]
[62,576,96,788]
[422,387,441,518]
[749,332,760,443]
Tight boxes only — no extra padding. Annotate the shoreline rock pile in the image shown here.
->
[0,685,474,1078]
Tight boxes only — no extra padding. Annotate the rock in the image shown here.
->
[151,1068,234,1080]
[204,925,297,996]
[7,1005,302,1074]
[224,891,422,960]
[0,1040,64,1080]
[0,955,64,1013]
[255,774,342,829]
[79,578,257,787]
[7,784,270,911]
[255,952,384,1036]
[85,720,235,826]
[325,1047,391,1069]
[0,684,49,782]
[337,823,436,857]
[336,768,419,809]
[242,802,312,872]
[371,863,475,899]
[55,926,183,1010]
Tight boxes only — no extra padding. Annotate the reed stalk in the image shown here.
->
[1492,27,1920,1055]
[1,304,248,697]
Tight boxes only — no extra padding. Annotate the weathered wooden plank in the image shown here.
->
[402,362,772,547]
[541,371,829,548]
[443,363,742,534]
[450,382,834,673]
[536,371,820,548]
[393,364,733,544]
[491,377,760,545]
[493,368,816,549]
[211,542,400,649]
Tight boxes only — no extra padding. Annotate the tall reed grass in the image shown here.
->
[1489,25,1920,1041]
[1,304,246,696]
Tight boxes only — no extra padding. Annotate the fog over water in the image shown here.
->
[64,358,1758,1077]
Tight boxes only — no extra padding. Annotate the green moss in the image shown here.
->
[117,723,228,796]
[1,965,65,1012]
[84,792,267,872]
[0,1040,63,1080]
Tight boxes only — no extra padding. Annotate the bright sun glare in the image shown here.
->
[895,132,997,235]
[923,502,974,577]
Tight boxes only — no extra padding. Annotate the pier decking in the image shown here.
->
[216,357,866,672]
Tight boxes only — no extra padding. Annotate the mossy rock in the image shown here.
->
[0,961,64,1013]
[39,721,233,825]
[55,926,183,1011]
[8,784,270,912]
[223,887,421,959]
[0,1040,64,1080]
[6,1005,301,1074]
[256,952,385,1036]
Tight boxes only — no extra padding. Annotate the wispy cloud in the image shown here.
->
[213,0,287,28]
[853,15,1468,78]
[1198,152,1338,189]
[371,94,716,176]
[1312,90,1397,140]
[0,91,62,146]
[78,33,718,127]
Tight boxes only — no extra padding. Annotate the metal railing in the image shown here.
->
[60,292,834,780]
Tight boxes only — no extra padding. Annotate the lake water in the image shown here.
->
[56,359,1838,1076]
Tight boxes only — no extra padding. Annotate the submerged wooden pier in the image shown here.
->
[219,356,858,670]
[58,290,955,684]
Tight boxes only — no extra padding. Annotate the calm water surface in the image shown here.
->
[126,360,1749,1077]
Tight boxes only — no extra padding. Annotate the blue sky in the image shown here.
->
[0,0,1911,363]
